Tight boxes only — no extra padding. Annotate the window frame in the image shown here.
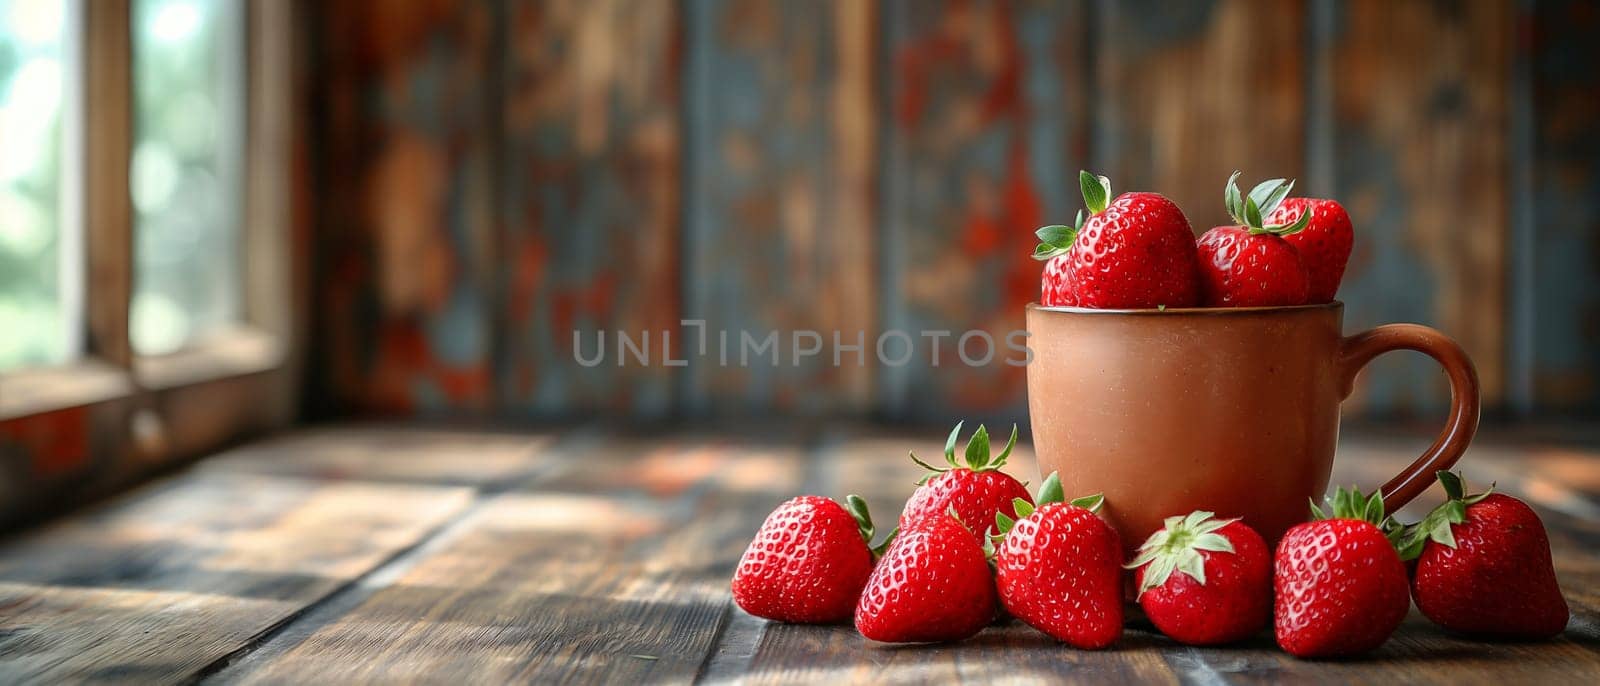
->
[0,0,300,511]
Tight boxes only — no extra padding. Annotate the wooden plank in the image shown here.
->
[196,426,550,487]
[684,0,878,415]
[1329,0,1512,414]
[1525,0,1600,412]
[309,0,497,415]
[211,434,808,684]
[1095,0,1307,230]
[498,0,683,417]
[881,0,1086,422]
[0,582,292,684]
[0,472,471,682]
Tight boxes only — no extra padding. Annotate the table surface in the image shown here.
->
[0,423,1597,684]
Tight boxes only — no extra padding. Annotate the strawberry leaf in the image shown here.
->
[1224,171,1244,221]
[908,450,947,475]
[942,421,964,469]
[1270,206,1313,235]
[1033,243,1069,260]
[1035,224,1076,246]
[1012,498,1035,519]
[1124,510,1239,596]
[1036,471,1064,506]
[1079,170,1111,215]
[1243,194,1265,230]
[1069,493,1104,513]
[964,425,992,470]
[992,424,1019,467]
[845,494,874,542]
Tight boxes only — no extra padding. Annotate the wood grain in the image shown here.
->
[881,0,1085,421]
[5,426,1600,683]
[0,582,291,684]
[498,0,683,417]
[196,425,550,487]
[1526,0,1600,411]
[0,469,471,682]
[1329,0,1512,414]
[210,434,809,684]
[684,0,879,415]
[1095,0,1307,230]
[311,0,498,416]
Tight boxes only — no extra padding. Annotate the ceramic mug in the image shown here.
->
[1024,301,1479,554]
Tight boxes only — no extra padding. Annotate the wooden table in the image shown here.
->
[0,423,1597,684]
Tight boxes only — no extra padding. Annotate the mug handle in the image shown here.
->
[1337,324,1481,512]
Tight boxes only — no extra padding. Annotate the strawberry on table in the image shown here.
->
[854,512,996,643]
[1127,511,1272,646]
[1195,172,1314,307]
[990,473,1123,649]
[732,494,887,624]
[1403,471,1569,640]
[1266,197,1353,303]
[1033,171,1201,309]
[900,422,1032,540]
[1275,487,1411,658]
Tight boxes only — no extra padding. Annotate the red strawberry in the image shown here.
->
[1040,254,1077,307]
[1128,511,1271,646]
[900,422,1031,540]
[1033,171,1200,309]
[991,473,1123,649]
[1266,197,1353,303]
[1275,487,1410,658]
[1404,471,1568,639]
[732,494,884,624]
[1195,173,1313,307]
[855,512,996,643]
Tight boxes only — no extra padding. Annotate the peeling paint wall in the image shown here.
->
[306,0,1600,421]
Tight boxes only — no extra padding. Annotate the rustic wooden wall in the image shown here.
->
[305,0,1600,421]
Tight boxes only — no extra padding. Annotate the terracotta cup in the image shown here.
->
[1025,301,1479,553]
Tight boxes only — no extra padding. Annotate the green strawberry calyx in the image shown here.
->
[1225,171,1313,236]
[1310,484,1411,556]
[909,421,1019,483]
[1032,170,1111,261]
[1394,470,1495,560]
[982,471,1104,557]
[1123,511,1239,597]
[844,494,899,559]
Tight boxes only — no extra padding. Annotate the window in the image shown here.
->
[0,0,295,504]
[130,0,243,356]
[0,0,76,370]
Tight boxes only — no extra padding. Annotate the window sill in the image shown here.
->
[0,359,136,421]
[135,326,285,391]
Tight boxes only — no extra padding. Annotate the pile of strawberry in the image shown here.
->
[731,424,1569,656]
[1034,171,1353,308]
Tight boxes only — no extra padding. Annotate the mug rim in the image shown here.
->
[1027,301,1343,316]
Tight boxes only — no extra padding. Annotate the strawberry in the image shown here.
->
[1033,171,1200,309]
[1266,197,1353,303]
[854,512,996,643]
[990,473,1123,649]
[1127,511,1271,646]
[1195,173,1313,307]
[1402,471,1569,639]
[732,494,886,624]
[899,422,1031,540]
[1275,487,1410,658]
[1039,254,1077,307]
